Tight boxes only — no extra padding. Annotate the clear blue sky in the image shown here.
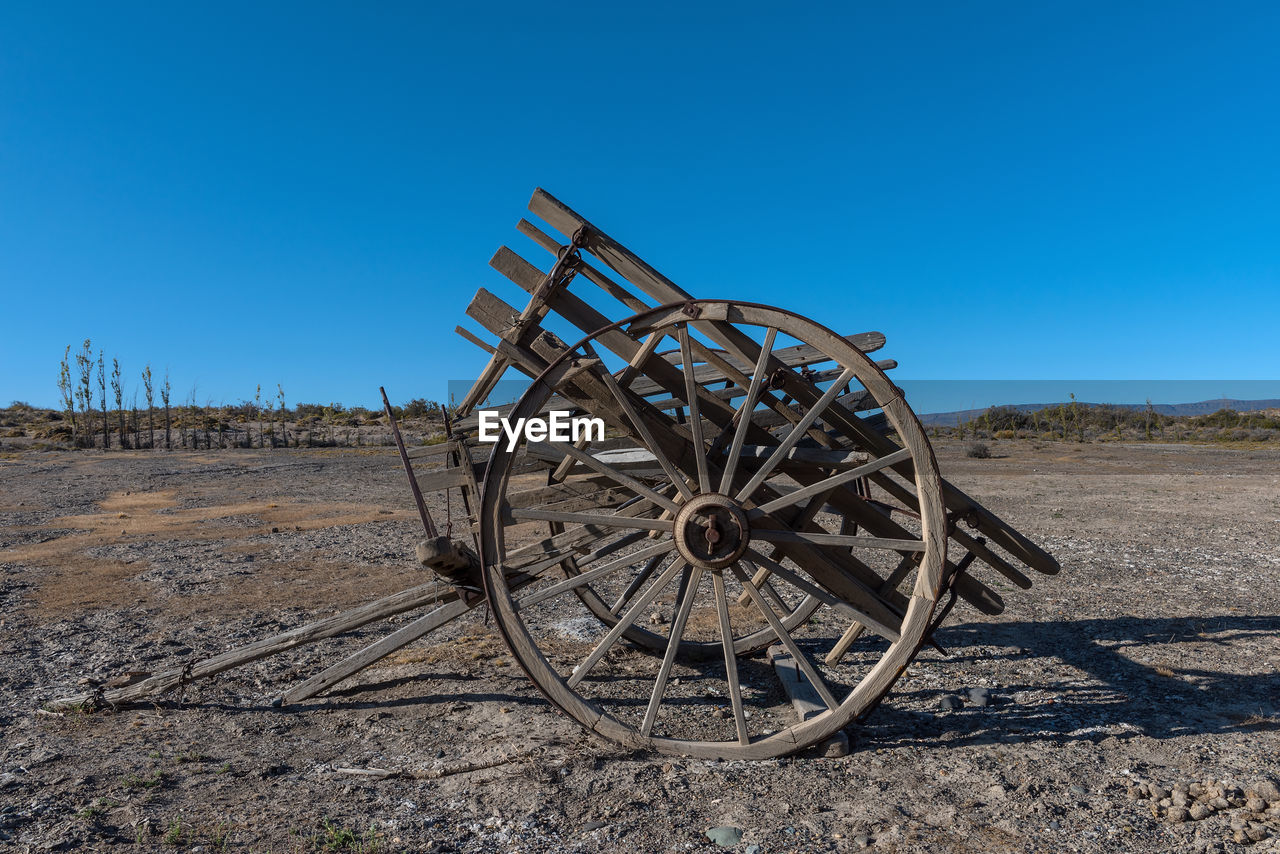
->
[3,2,1278,412]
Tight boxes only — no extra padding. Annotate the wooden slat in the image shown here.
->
[412,466,470,493]
[455,325,496,354]
[486,232,970,627]
[768,644,825,721]
[510,507,674,532]
[53,582,463,709]
[529,188,1055,578]
[276,597,474,705]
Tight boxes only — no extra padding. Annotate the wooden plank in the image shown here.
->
[492,243,886,392]
[53,582,464,708]
[454,325,496,355]
[406,442,462,461]
[482,242,948,631]
[527,189,1050,583]
[520,215,888,357]
[275,596,475,705]
[768,644,825,721]
[867,471,1034,590]
[509,507,674,532]
[412,466,470,493]
[752,529,925,552]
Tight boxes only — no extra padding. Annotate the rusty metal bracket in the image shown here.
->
[681,300,703,319]
[532,224,591,303]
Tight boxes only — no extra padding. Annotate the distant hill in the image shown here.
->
[917,398,1280,427]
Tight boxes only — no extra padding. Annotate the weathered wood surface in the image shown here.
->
[276,596,477,705]
[53,581,463,709]
[524,188,1056,580]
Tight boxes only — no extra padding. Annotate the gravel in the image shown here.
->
[0,440,1277,852]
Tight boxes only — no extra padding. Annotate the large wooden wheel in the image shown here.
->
[480,300,947,759]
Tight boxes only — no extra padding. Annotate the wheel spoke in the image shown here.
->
[615,330,669,389]
[713,570,750,745]
[734,366,859,503]
[567,556,688,688]
[744,548,901,642]
[640,565,704,736]
[751,528,925,552]
[517,540,676,610]
[610,551,669,614]
[719,326,777,494]
[759,570,798,615]
[677,324,712,494]
[731,563,839,711]
[511,507,674,532]
[824,554,916,665]
[514,529,649,579]
[736,489,834,607]
[528,440,680,513]
[750,447,913,517]
[587,342,695,502]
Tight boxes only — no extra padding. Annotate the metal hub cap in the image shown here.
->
[673,493,750,570]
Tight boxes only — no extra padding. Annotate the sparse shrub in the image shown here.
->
[401,398,431,419]
[966,442,991,459]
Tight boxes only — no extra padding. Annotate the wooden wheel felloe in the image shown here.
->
[480,300,948,759]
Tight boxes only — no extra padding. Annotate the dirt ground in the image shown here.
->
[1,440,1278,853]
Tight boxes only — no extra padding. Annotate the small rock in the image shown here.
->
[1189,803,1212,821]
[28,749,61,766]
[1172,790,1190,808]
[1127,786,1145,800]
[744,846,761,854]
[853,834,871,848]
[1189,782,1205,798]
[939,695,964,711]
[582,820,607,832]
[1151,786,1171,802]
[1251,780,1280,803]
[1167,807,1189,823]
[1209,797,1229,811]
[711,708,728,720]
[1070,784,1088,798]
[1246,824,1269,843]
[1233,829,1249,845]
[819,732,850,758]
[705,826,743,848]
[968,686,991,707]
[1247,797,1267,812]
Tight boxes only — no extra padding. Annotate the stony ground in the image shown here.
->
[1,440,1278,853]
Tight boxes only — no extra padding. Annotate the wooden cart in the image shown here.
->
[60,189,1058,760]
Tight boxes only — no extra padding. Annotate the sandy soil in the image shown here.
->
[1,440,1278,852]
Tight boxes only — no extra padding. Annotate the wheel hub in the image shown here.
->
[673,493,750,570]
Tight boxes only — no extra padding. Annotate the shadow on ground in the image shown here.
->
[861,614,1280,748]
